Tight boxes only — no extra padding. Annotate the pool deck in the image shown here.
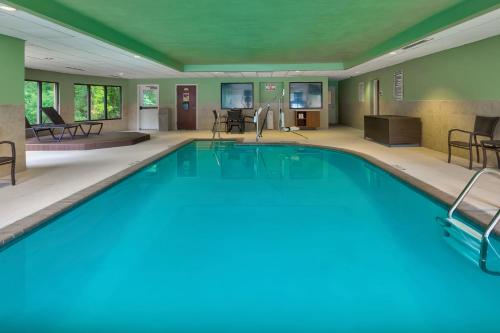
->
[0,126,499,243]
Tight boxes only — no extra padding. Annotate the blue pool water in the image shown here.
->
[1,141,499,332]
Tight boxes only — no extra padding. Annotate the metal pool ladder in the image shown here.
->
[437,168,500,275]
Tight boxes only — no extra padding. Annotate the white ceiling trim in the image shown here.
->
[0,3,499,80]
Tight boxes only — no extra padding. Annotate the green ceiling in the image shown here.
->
[6,0,500,71]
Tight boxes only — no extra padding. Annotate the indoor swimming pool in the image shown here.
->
[0,141,499,332]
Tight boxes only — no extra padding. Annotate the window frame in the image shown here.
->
[74,84,122,121]
[289,82,323,110]
[24,80,60,124]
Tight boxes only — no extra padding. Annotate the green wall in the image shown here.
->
[127,76,330,130]
[340,34,500,108]
[0,34,25,174]
[0,34,24,105]
[129,77,328,106]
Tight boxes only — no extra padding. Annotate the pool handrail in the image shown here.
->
[447,167,500,275]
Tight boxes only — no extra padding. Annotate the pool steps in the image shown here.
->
[440,218,481,265]
[437,168,500,275]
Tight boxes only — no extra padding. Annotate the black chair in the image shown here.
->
[212,110,228,133]
[481,140,500,169]
[227,109,244,133]
[244,110,257,131]
[448,116,499,169]
[0,141,16,185]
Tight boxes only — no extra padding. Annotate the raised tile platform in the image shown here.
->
[26,131,150,151]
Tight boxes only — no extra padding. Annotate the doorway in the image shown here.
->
[328,87,337,125]
[138,85,159,130]
[176,85,197,130]
[370,79,380,116]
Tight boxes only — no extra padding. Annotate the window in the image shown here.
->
[221,83,253,109]
[106,86,122,119]
[74,84,89,122]
[289,82,323,109]
[141,87,158,107]
[24,80,59,124]
[74,84,122,121]
[90,86,105,120]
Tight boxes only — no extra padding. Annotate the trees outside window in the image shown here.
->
[107,86,122,119]
[24,80,59,124]
[90,86,105,120]
[74,84,89,121]
[74,84,122,121]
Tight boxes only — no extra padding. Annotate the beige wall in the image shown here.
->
[25,69,130,132]
[382,100,499,154]
[0,35,25,177]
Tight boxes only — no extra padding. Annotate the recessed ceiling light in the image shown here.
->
[133,55,141,59]
[0,5,16,11]
[118,72,124,76]
[389,51,398,55]
[295,70,301,73]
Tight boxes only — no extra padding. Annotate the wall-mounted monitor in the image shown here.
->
[289,82,323,109]
[221,83,254,109]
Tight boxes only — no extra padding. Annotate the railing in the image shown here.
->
[447,168,500,275]
[212,111,223,140]
[255,105,270,142]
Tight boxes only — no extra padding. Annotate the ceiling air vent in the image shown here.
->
[65,66,85,71]
[402,38,433,50]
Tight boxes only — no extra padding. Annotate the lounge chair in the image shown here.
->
[448,116,499,169]
[25,117,79,142]
[42,107,103,136]
[0,140,16,185]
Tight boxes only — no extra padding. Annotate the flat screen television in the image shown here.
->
[289,82,323,109]
[221,83,254,109]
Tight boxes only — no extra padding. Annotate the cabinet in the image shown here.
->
[364,115,421,146]
[295,111,320,129]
